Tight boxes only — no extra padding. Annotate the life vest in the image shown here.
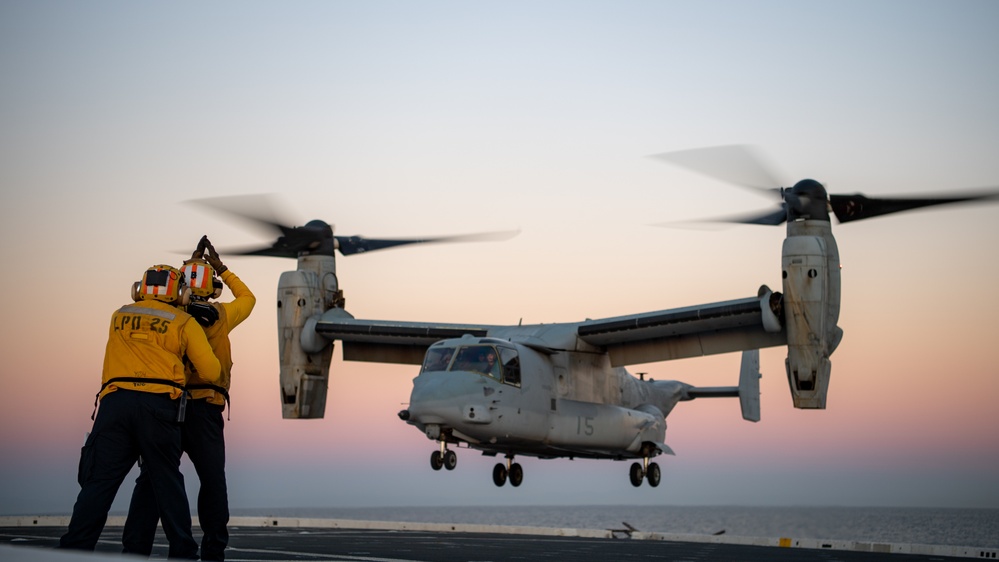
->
[99,301,197,401]
[187,302,233,407]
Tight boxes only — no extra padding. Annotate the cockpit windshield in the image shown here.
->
[419,343,521,387]
[421,347,454,372]
[452,345,502,379]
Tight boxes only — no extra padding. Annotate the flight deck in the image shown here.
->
[1,516,994,561]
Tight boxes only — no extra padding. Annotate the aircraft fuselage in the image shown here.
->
[403,336,687,460]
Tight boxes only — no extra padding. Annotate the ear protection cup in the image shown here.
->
[177,287,192,307]
[132,281,141,302]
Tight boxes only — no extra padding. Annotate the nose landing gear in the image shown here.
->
[430,438,457,471]
[629,454,661,488]
[492,455,523,487]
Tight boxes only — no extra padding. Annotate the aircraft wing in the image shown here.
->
[313,310,500,365]
[575,292,786,367]
[312,288,785,367]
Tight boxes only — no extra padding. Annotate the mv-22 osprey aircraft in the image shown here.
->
[196,146,999,489]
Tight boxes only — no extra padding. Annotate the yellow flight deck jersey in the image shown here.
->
[187,269,256,406]
[101,299,221,400]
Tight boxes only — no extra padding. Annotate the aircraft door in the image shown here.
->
[490,345,551,443]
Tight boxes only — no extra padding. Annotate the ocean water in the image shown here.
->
[230,505,999,549]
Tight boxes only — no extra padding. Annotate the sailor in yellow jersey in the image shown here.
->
[123,236,255,561]
[60,265,221,560]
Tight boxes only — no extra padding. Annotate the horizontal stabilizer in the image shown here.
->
[684,349,761,422]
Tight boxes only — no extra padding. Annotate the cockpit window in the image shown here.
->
[499,346,521,387]
[448,344,521,387]
[451,345,501,380]
[421,347,454,372]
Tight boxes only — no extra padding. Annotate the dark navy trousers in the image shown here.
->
[123,398,229,560]
[59,390,197,559]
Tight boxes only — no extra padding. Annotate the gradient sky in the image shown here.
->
[2,1,998,515]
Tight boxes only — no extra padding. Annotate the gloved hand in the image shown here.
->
[191,235,209,260]
[204,238,227,274]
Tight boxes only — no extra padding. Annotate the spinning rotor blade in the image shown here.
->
[651,145,789,226]
[335,230,519,256]
[186,194,517,258]
[186,195,328,258]
[221,232,325,258]
[829,190,999,223]
[653,146,999,226]
[185,194,297,237]
[650,145,783,194]
[704,207,790,226]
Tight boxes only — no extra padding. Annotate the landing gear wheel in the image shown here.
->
[509,463,524,487]
[492,463,508,487]
[430,451,444,471]
[629,462,644,487]
[444,450,457,471]
[646,462,661,488]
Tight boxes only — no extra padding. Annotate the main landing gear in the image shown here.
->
[429,439,457,471]
[492,455,523,487]
[629,455,661,488]
[428,441,524,488]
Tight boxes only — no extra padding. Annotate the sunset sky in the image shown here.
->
[1,1,998,515]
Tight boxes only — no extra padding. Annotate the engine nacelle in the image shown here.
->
[781,220,843,409]
[277,254,339,419]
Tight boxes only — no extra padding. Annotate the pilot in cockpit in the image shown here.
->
[438,350,453,370]
[481,350,501,378]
